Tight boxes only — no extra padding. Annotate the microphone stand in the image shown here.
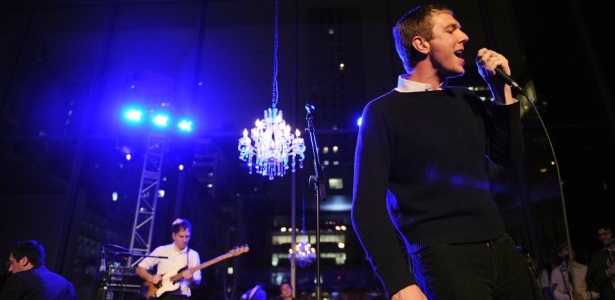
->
[305,104,327,300]
[100,245,107,272]
[99,245,108,294]
[562,256,576,300]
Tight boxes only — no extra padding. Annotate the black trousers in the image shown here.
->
[411,233,543,300]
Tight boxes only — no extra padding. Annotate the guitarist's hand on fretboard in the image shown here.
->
[149,274,162,285]
[181,269,194,282]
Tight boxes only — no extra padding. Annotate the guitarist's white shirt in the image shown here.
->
[138,244,202,297]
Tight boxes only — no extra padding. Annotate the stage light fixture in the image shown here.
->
[121,106,194,134]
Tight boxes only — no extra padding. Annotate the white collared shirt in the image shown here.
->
[394,74,444,93]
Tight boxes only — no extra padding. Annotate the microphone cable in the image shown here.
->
[513,84,574,299]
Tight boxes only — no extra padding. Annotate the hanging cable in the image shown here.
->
[516,86,574,299]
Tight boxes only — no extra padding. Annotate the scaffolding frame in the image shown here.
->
[128,132,165,267]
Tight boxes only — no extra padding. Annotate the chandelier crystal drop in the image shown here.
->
[288,241,316,268]
[237,0,305,179]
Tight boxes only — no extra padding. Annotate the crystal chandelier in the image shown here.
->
[289,241,316,268]
[238,0,305,180]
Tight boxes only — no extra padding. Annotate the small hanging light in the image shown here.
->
[289,241,316,268]
[288,189,315,267]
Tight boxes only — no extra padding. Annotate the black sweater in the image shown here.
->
[351,87,524,297]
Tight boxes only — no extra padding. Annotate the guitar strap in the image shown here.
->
[186,246,189,267]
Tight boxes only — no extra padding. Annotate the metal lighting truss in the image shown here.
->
[128,132,165,267]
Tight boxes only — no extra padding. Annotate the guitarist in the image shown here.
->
[136,218,202,300]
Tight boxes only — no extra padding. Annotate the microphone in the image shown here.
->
[495,67,526,96]
[99,245,106,273]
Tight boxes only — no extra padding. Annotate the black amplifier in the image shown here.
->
[104,266,142,286]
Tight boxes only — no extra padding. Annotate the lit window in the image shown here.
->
[272,255,279,267]
[329,178,343,189]
[332,146,339,153]
[323,147,329,154]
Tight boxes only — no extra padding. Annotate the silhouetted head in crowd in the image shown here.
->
[279,282,293,299]
[596,222,615,249]
[7,240,45,274]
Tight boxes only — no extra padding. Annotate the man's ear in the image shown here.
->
[411,36,429,54]
[19,256,29,267]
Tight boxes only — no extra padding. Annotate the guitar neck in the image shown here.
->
[166,245,249,283]
[169,253,233,282]
[190,253,233,273]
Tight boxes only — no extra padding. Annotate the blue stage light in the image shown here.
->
[153,114,169,127]
[125,109,143,122]
[178,120,193,132]
[122,106,194,133]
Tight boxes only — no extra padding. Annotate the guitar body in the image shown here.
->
[155,271,182,297]
[141,269,183,299]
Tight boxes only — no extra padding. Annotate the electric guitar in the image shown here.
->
[141,244,249,299]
